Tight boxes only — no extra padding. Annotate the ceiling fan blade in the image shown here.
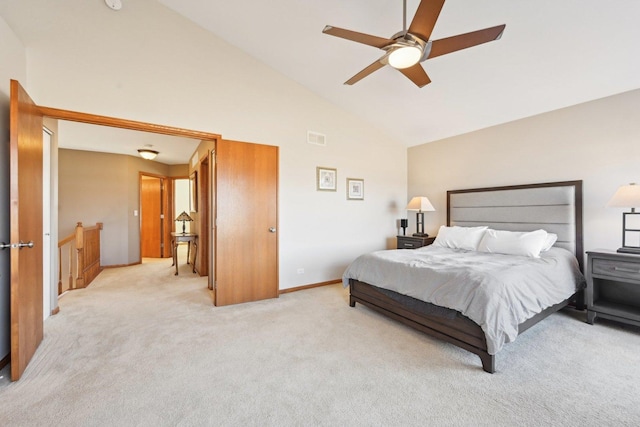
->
[408,0,445,42]
[323,25,394,49]
[344,57,387,85]
[399,64,431,88]
[428,24,506,59]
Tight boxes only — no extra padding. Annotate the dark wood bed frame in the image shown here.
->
[348,181,584,373]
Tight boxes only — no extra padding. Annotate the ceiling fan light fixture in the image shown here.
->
[388,45,422,69]
[138,148,159,160]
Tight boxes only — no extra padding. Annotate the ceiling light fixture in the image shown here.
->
[104,0,122,11]
[388,45,423,69]
[138,148,159,160]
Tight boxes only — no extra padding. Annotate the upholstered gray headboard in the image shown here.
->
[447,181,583,270]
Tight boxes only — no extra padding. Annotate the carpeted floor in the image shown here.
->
[1,251,640,426]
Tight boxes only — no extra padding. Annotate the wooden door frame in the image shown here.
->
[198,155,209,277]
[39,107,220,141]
[39,107,220,266]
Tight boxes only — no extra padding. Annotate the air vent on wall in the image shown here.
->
[307,131,326,146]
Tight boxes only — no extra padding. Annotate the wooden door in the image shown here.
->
[9,80,44,381]
[209,151,216,290]
[140,175,162,258]
[215,140,278,306]
[198,156,209,276]
[163,178,173,258]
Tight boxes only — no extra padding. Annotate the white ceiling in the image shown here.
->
[156,0,640,146]
[4,0,640,162]
[56,121,199,166]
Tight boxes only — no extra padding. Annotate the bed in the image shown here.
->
[343,181,585,373]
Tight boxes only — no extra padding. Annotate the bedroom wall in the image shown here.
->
[0,15,26,364]
[408,88,640,263]
[6,0,406,289]
[58,149,185,266]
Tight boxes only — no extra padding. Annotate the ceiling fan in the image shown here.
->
[322,0,505,88]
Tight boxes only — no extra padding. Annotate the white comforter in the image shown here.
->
[342,246,585,354]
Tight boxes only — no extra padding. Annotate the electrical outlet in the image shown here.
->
[297,268,304,274]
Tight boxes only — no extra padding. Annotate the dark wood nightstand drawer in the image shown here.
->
[397,236,435,249]
[586,250,640,327]
[592,258,640,281]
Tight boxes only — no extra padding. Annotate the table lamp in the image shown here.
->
[406,196,435,237]
[607,183,640,254]
[175,211,193,234]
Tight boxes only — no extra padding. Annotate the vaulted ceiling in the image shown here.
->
[2,1,639,163]
[157,0,640,146]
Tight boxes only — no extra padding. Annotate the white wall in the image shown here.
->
[0,15,27,362]
[7,0,406,289]
[408,89,640,264]
[174,179,190,233]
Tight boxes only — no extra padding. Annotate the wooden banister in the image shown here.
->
[57,222,104,294]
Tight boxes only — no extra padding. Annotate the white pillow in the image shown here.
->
[477,229,548,258]
[433,226,488,251]
[541,232,558,252]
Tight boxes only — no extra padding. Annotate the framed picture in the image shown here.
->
[190,171,198,212]
[347,178,364,200]
[316,167,337,191]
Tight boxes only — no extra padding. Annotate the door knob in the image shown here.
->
[0,241,34,250]
[269,227,276,233]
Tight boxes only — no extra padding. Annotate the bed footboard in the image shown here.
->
[349,279,495,373]
[349,279,573,373]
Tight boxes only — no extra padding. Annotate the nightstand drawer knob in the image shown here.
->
[614,266,640,274]
[403,243,414,247]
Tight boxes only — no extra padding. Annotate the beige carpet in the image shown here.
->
[1,252,640,426]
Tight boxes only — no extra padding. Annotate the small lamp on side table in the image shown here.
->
[406,196,435,237]
[175,211,193,234]
[400,219,408,236]
[607,183,640,254]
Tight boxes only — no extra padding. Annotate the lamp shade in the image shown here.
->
[406,196,435,212]
[607,183,640,208]
[175,211,193,222]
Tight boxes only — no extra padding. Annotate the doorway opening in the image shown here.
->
[44,107,220,304]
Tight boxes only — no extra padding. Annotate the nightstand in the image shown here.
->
[586,250,640,327]
[397,235,435,249]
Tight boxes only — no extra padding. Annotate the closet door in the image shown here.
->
[140,175,163,258]
[214,140,278,306]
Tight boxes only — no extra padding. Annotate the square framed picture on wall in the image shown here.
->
[347,178,364,200]
[317,167,337,191]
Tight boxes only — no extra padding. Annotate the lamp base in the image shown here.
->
[617,247,640,255]
[412,233,429,238]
